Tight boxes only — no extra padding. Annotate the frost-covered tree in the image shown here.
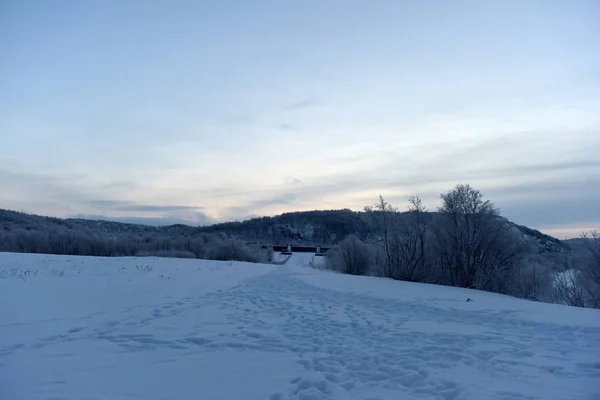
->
[431,184,524,292]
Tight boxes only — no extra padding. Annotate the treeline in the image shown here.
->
[325,184,600,309]
[0,210,272,263]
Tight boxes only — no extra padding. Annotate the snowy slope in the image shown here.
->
[1,253,599,400]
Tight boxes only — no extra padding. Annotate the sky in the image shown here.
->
[1,0,599,238]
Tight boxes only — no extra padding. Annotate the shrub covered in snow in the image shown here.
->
[206,239,270,263]
[326,234,374,275]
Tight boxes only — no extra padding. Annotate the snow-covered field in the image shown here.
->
[1,252,599,400]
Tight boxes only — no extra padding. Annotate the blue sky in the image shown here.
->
[1,0,599,238]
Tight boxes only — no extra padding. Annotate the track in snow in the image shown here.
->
[193,265,600,400]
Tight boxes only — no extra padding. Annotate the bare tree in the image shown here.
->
[365,195,430,281]
[387,196,429,281]
[557,230,600,308]
[581,229,600,288]
[364,196,396,277]
[431,184,524,292]
[554,267,587,308]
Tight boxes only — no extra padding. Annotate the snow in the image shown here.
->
[1,252,599,400]
[271,252,292,264]
[310,254,328,269]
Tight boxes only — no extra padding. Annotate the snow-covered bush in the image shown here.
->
[326,235,373,275]
[206,239,269,263]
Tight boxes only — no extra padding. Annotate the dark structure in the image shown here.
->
[270,244,330,254]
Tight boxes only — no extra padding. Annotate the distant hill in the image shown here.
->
[1,207,569,254]
[1,209,161,234]
[197,210,569,252]
[508,222,566,253]
[196,209,370,245]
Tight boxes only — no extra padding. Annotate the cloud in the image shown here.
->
[100,181,138,191]
[85,200,205,213]
[72,214,212,227]
[218,115,253,126]
[80,200,213,226]
[248,193,296,209]
[0,168,93,211]
[0,168,213,225]
[488,177,600,228]
[497,160,600,175]
[216,193,298,222]
[283,98,319,111]
[284,176,303,185]
[500,197,600,229]
[217,207,261,223]
[277,124,295,131]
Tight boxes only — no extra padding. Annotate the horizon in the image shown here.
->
[1,1,599,239]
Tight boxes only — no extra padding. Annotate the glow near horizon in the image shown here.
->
[0,0,599,238]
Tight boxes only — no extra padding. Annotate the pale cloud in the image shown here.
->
[84,200,205,214]
[284,176,304,185]
[282,98,319,111]
[73,214,213,227]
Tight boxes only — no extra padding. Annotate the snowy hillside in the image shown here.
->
[1,253,599,400]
